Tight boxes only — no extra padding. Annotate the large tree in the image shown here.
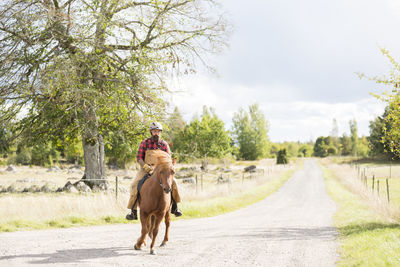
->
[232,103,270,160]
[368,107,398,159]
[313,136,331,157]
[0,123,12,156]
[163,107,186,150]
[0,0,228,185]
[339,134,352,156]
[361,48,400,158]
[174,106,231,159]
[349,119,358,157]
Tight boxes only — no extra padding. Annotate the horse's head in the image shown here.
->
[155,158,177,194]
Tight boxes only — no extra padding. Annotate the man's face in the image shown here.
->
[151,129,161,137]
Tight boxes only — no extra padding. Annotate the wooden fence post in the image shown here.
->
[386,178,390,203]
[364,174,366,187]
[196,175,198,194]
[115,176,118,200]
[372,175,375,192]
[201,173,203,191]
[377,180,380,197]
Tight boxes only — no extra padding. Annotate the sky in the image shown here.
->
[169,0,400,142]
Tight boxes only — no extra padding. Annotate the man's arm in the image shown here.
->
[137,158,145,168]
[136,140,153,173]
[136,140,146,165]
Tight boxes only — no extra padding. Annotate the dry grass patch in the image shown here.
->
[0,160,299,232]
[319,158,400,221]
[320,159,400,266]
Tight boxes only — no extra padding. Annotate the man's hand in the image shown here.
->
[143,164,153,174]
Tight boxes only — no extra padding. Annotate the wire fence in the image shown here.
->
[0,163,295,201]
[351,163,395,203]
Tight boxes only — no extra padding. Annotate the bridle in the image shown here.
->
[157,169,172,194]
[158,178,172,194]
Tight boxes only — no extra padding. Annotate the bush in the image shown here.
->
[298,144,313,157]
[64,140,84,165]
[31,143,60,166]
[327,146,337,156]
[16,147,31,165]
[6,153,17,165]
[0,157,7,166]
[31,144,50,166]
[276,149,289,164]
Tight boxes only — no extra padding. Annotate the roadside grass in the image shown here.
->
[181,168,296,218]
[321,163,400,266]
[0,193,130,232]
[0,165,298,232]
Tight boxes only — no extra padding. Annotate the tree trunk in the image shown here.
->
[81,106,107,188]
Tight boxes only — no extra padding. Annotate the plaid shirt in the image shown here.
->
[136,138,171,162]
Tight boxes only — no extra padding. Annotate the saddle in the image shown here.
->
[137,173,152,197]
[130,173,152,215]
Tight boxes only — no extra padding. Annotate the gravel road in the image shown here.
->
[0,160,338,266]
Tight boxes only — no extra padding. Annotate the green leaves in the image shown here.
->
[366,49,400,158]
[1,0,229,170]
[232,103,270,160]
[173,106,231,159]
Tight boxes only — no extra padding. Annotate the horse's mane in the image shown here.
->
[152,150,174,177]
[152,150,172,165]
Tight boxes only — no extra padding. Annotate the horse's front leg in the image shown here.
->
[135,213,149,250]
[160,211,171,247]
[148,215,155,241]
[149,214,164,255]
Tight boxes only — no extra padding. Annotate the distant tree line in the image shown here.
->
[313,119,370,158]
[1,102,316,166]
[3,103,397,167]
[164,104,270,162]
[0,103,271,166]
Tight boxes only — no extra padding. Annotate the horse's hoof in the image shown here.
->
[160,242,167,247]
[134,244,141,250]
[150,250,156,255]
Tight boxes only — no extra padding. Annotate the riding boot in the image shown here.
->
[171,201,183,217]
[126,209,138,220]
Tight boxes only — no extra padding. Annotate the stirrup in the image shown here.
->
[126,210,138,220]
[172,208,183,217]
[171,202,182,217]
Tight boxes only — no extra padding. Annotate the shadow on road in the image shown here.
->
[0,246,135,264]
[208,226,338,241]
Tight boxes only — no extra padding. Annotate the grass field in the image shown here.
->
[321,159,400,266]
[0,160,299,232]
[331,157,400,209]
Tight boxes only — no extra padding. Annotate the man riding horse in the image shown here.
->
[126,122,183,220]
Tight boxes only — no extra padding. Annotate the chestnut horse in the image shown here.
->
[134,150,176,255]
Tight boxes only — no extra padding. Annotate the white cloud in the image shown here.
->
[164,0,400,143]
[262,99,385,142]
[168,75,386,142]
